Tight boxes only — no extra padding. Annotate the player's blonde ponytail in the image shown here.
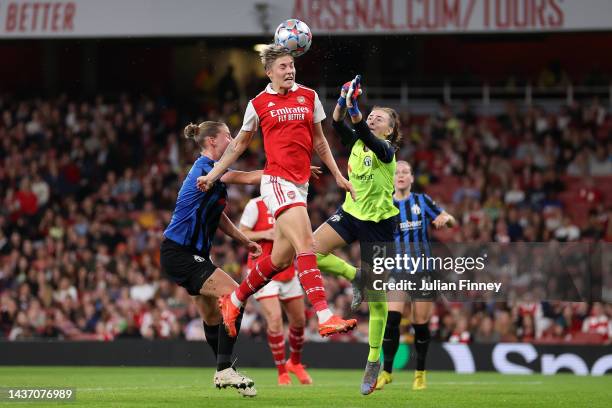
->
[184,123,200,139]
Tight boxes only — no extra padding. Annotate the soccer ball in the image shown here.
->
[274,19,312,57]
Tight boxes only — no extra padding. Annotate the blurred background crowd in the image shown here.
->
[0,80,610,345]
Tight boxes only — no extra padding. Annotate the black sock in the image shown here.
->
[412,323,430,371]
[217,309,244,371]
[203,322,219,360]
[382,311,402,374]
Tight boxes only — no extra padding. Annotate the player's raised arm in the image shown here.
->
[332,81,359,149]
[346,75,395,164]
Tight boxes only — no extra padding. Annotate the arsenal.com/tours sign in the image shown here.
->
[1,0,612,38]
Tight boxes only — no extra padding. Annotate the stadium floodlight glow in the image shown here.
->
[253,44,267,52]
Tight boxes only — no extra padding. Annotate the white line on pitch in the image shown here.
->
[433,381,543,385]
[78,381,543,392]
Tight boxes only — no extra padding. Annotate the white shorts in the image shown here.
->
[253,275,304,301]
[260,175,308,219]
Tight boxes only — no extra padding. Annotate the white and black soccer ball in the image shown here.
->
[274,19,312,57]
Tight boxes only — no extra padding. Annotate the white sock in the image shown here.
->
[316,309,333,323]
[230,291,243,308]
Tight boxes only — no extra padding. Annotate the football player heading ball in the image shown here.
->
[197,42,358,339]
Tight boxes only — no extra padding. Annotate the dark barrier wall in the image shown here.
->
[1,340,611,375]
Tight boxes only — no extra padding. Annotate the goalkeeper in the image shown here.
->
[313,75,401,395]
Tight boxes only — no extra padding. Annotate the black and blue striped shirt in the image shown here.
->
[164,155,227,256]
[394,193,443,271]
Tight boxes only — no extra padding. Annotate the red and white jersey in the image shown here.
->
[518,302,537,317]
[241,83,326,184]
[448,330,471,344]
[582,315,612,340]
[240,197,295,281]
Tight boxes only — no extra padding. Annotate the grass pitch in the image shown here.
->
[0,366,609,407]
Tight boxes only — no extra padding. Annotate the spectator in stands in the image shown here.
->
[474,316,499,343]
[0,94,610,345]
[582,303,612,343]
[589,145,612,176]
[555,216,581,241]
[217,65,240,109]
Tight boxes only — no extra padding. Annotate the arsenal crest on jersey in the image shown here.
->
[297,96,306,104]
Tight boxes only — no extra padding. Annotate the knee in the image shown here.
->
[271,254,292,270]
[288,312,305,328]
[202,307,221,325]
[369,301,388,315]
[266,313,283,333]
[413,307,432,325]
[413,315,430,325]
[294,234,314,254]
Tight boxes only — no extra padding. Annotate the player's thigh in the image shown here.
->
[199,268,239,298]
[192,295,221,325]
[258,296,284,333]
[387,289,408,311]
[161,240,224,297]
[387,301,405,313]
[270,225,296,269]
[411,301,433,324]
[313,221,348,255]
[359,215,396,243]
[276,205,314,253]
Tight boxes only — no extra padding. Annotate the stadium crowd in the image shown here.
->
[0,91,610,345]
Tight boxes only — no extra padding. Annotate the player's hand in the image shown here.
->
[346,75,362,117]
[261,228,275,241]
[246,240,262,258]
[335,174,356,201]
[432,213,454,229]
[338,78,362,108]
[196,175,215,192]
[310,165,322,180]
[337,81,351,107]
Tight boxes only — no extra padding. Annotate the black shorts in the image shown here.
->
[160,238,217,296]
[326,207,396,244]
[409,273,437,301]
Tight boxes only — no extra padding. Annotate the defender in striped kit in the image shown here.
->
[377,161,456,392]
